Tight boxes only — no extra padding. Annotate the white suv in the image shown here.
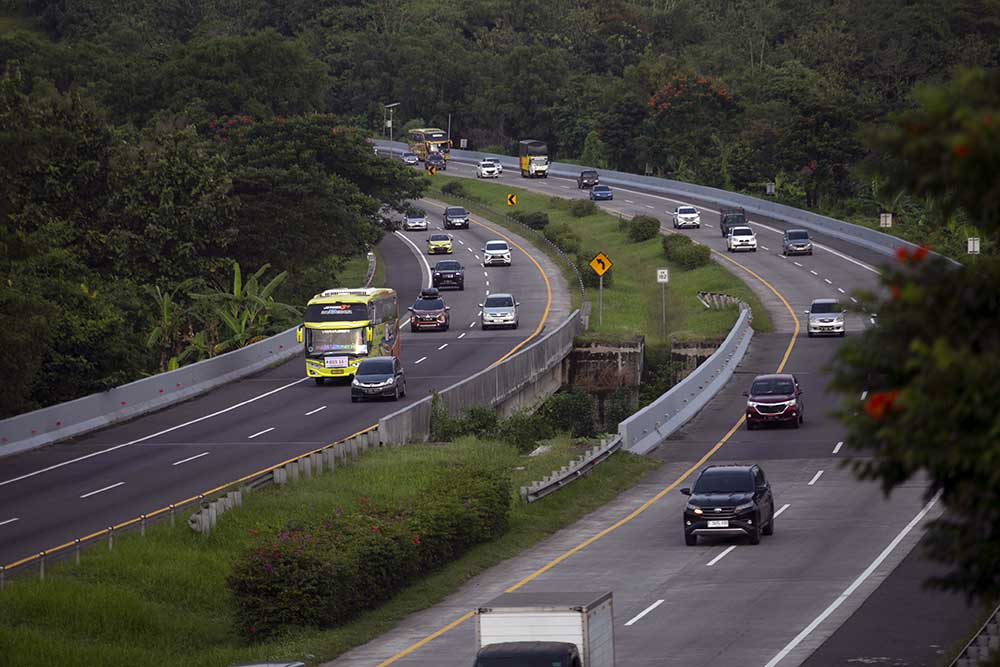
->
[672,206,701,229]
[727,226,757,252]
[482,240,512,266]
[476,160,500,178]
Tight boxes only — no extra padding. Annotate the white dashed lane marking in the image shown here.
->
[824,278,833,284]
[80,482,125,499]
[0,517,19,527]
[808,470,824,486]
[707,546,737,567]
[810,270,819,276]
[438,343,448,350]
[304,406,326,416]
[248,427,275,440]
[794,262,803,267]
[415,356,427,364]
[833,441,844,454]
[172,451,210,466]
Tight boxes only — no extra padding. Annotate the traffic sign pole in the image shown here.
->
[599,275,603,325]
[661,282,666,339]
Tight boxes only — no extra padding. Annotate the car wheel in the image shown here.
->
[400,380,406,398]
[807,331,813,338]
[749,521,762,545]
[443,323,449,331]
[747,420,755,430]
[799,412,804,424]
[685,533,698,547]
[791,417,800,429]
[809,250,814,255]
[696,224,701,229]
[314,378,325,386]
[393,385,400,401]
[839,331,845,337]
[459,283,464,291]
[512,321,518,329]
[763,509,774,536]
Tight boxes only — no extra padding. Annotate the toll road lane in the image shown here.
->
[0,205,568,567]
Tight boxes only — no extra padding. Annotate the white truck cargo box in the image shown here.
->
[475,592,614,667]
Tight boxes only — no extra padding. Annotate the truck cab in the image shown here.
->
[719,207,747,237]
[475,641,581,667]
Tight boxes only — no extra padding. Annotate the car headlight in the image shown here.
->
[351,378,361,386]
[734,502,755,513]
[687,504,703,515]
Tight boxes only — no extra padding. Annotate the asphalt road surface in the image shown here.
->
[324,155,974,667]
[0,197,571,568]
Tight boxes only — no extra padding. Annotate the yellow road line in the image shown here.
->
[375,238,801,666]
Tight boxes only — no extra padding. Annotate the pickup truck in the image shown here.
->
[474,591,615,667]
[719,207,747,237]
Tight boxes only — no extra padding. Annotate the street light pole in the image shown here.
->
[383,102,400,144]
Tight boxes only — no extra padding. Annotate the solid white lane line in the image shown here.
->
[624,599,665,626]
[458,333,466,339]
[0,517,19,527]
[707,545,737,567]
[645,205,655,209]
[392,230,432,288]
[0,377,309,489]
[860,390,868,400]
[172,451,210,466]
[833,441,844,454]
[248,427,275,440]
[838,287,846,293]
[80,482,125,499]
[415,356,427,364]
[810,270,819,276]
[305,406,327,416]
[764,491,942,667]
[824,278,833,284]
[808,470,824,486]
[761,245,770,251]
[438,343,449,350]
[774,503,791,518]
[794,262,803,267]
[402,317,411,327]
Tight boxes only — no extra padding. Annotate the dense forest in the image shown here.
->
[1,0,997,417]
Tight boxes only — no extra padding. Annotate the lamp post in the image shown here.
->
[383,102,400,142]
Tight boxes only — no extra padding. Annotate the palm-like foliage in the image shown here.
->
[145,280,196,372]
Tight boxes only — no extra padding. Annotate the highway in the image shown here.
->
[0,197,571,567]
[326,159,972,666]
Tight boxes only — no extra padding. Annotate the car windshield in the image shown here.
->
[486,158,500,164]
[593,186,610,192]
[414,298,444,310]
[480,161,494,167]
[446,207,466,216]
[403,153,416,158]
[582,171,597,177]
[787,230,809,240]
[358,359,393,375]
[751,378,796,395]
[811,301,842,314]
[430,234,450,242]
[435,261,461,270]
[678,207,697,215]
[485,296,514,308]
[694,470,754,494]
[486,242,508,251]
[732,228,753,236]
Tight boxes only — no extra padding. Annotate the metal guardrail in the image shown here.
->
[364,250,377,287]
[520,435,623,503]
[0,424,380,583]
[619,302,754,455]
[951,601,1000,666]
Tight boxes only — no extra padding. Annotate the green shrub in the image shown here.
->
[662,233,693,255]
[497,410,555,453]
[669,242,712,270]
[511,210,550,230]
[441,181,466,197]
[229,463,511,640]
[462,405,500,438]
[544,222,582,255]
[543,389,596,437]
[628,215,660,242]
[548,196,569,209]
[569,199,597,218]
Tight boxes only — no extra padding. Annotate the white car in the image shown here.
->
[483,157,504,175]
[672,206,701,229]
[403,211,428,231]
[726,226,757,252]
[805,298,846,337]
[476,160,500,178]
[482,240,512,266]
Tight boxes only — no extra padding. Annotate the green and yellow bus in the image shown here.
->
[407,127,452,161]
[297,288,400,384]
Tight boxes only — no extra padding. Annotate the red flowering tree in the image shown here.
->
[830,68,1000,603]
[641,74,740,183]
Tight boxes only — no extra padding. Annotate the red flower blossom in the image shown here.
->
[864,390,900,419]
[912,246,929,261]
[952,143,970,158]
[889,285,902,301]
[412,534,421,545]
[895,247,910,263]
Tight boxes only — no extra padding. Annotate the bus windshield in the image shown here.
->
[305,302,370,323]
[306,327,367,355]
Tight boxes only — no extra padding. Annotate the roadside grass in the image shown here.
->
[0,435,657,667]
[0,10,39,34]
[430,176,773,343]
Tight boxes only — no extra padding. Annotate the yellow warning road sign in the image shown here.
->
[589,252,613,277]
[506,193,517,206]
[426,165,437,176]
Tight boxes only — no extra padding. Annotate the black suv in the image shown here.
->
[577,170,600,189]
[432,260,465,290]
[443,206,470,229]
[681,464,775,546]
[719,207,747,237]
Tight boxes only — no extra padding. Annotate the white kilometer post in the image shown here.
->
[657,268,669,338]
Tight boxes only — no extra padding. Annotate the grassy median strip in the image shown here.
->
[0,436,656,667]
[430,176,773,343]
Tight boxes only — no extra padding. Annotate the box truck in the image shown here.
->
[474,591,615,667]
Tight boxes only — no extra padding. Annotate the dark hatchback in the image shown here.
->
[745,373,803,429]
[408,288,450,332]
[443,205,469,229]
[350,356,405,402]
[681,464,775,546]
[782,228,814,255]
[432,260,465,290]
